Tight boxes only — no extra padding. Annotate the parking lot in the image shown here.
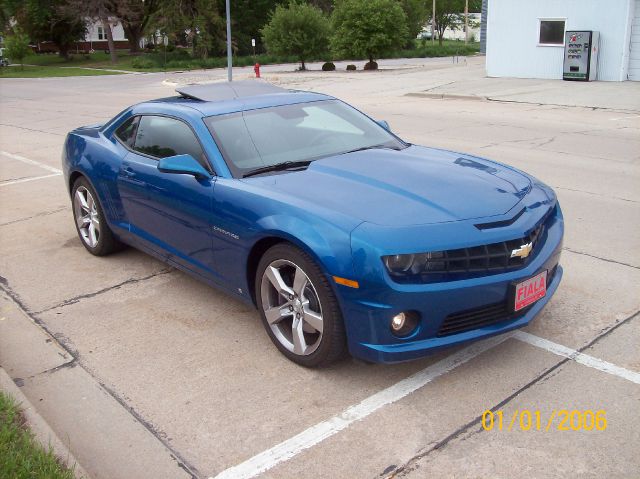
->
[1,57,639,478]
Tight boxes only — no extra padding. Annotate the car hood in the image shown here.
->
[246,145,531,227]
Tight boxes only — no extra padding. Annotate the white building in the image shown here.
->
[486,0,640,81]
[84,18,127,43]
[443,13,481,42]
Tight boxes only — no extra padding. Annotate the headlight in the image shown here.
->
[382,251,446,275]
[383,254,414,272]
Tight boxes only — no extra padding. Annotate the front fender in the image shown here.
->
[255,214,357,281]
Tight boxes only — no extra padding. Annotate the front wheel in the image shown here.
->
[256,244,347,367]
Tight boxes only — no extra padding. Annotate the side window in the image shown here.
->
[133,116,208,168]
[114,116,139,148]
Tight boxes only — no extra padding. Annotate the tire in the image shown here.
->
[71,177,122,256]
[256,243,347,367]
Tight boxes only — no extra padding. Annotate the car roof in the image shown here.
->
[144,80,332,117]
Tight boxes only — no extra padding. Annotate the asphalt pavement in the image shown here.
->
[0,56,639,479]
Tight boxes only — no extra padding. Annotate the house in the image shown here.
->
[485,0,640,81]
[31,18,131,53]
[417,13,482,43]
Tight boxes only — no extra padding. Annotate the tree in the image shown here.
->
[113,0,159,53]
[308,0,333,13]
[331,0,408,68]
[262,2,330,70]
[4,29,31,69]
[399,0,428,45]
[218,0,282,56]
[10,0,86,59]
[427,0,481,46]
[150,0,224,58]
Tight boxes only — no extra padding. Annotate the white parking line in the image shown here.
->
[211,333,513,479]
[0,173,62,187]
[0,150,62,174]
[514,331,640,385]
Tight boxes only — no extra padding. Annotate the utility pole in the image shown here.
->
[431,0,436,44]
[225,0,232,82]
[464,0,469,44]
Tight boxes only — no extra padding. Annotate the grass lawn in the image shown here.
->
[13,40,480,76]
[22,51,144,70]
[0,65,124,78]
[0,391,76,479]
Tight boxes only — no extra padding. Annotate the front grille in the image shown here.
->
[437,301,528,337]
[431,221,545,274]
[437,263,558,337]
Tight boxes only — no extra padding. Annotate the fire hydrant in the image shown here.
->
[254,63,261,78]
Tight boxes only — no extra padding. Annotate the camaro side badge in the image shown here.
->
[213,225,239,240]
[511,242,533,259]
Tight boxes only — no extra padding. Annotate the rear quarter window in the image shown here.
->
[114,116,139,147]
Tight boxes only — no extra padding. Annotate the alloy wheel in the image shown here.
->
[73,186,100,248]
[260,259,324,356]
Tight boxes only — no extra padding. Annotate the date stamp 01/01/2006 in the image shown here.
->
[482,409,608,432]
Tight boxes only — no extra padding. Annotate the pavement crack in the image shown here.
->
[534,136,556,148]
[0,123,64,136]
[385,310,640,478]
[26,358,79,380]
[553,187,639,204]
[562,247,639,270]
[0,207,68,227]
[33,268,174,315]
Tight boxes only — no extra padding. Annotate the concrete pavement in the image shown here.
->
[1,57,639,478]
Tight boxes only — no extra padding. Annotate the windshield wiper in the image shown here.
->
[341,143,403,155]
[242,160,312,178]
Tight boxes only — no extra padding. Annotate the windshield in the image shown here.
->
[204,100,406,178]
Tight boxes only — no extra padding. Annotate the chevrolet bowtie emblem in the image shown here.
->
[511,242,533,259]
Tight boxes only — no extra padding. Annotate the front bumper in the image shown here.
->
[340,201,564,363]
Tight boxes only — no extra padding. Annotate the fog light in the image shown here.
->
[391,313,406,331]
[390,311,420,337]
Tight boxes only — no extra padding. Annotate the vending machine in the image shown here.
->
[563,31,599,81]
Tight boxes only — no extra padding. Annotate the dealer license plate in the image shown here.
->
[514,270,547,312]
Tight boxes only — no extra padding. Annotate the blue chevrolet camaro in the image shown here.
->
[62,81,563,367]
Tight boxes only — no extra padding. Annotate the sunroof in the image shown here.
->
[175,80,287,102]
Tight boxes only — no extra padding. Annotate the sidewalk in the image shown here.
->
[404,56,640,112]
[0,291,195,479]
[163,55,640,112]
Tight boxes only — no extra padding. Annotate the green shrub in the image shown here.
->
[346,64,356,70]
[262,2,330,70]
[4,29,31,68]
[131,57,155,69]
[322,62,336,71]
[363,61,378,70]
[331,0,409,64]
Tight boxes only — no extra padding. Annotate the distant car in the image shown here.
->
[0,48,9,66]
[62,81,563,367]
[417,30,433,40]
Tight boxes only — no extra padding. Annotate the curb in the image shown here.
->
[0,367,90,479]
[405,91,488,101]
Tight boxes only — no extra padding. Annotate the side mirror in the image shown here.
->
[157,154,212,180]
[376,120,391,131]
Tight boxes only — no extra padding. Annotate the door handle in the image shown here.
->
[122,167,136,178]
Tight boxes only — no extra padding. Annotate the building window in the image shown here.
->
[538,19,565,46]
[97,26,106,40]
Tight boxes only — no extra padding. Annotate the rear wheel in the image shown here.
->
[71,177,122,256]
[256,243,347,367]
